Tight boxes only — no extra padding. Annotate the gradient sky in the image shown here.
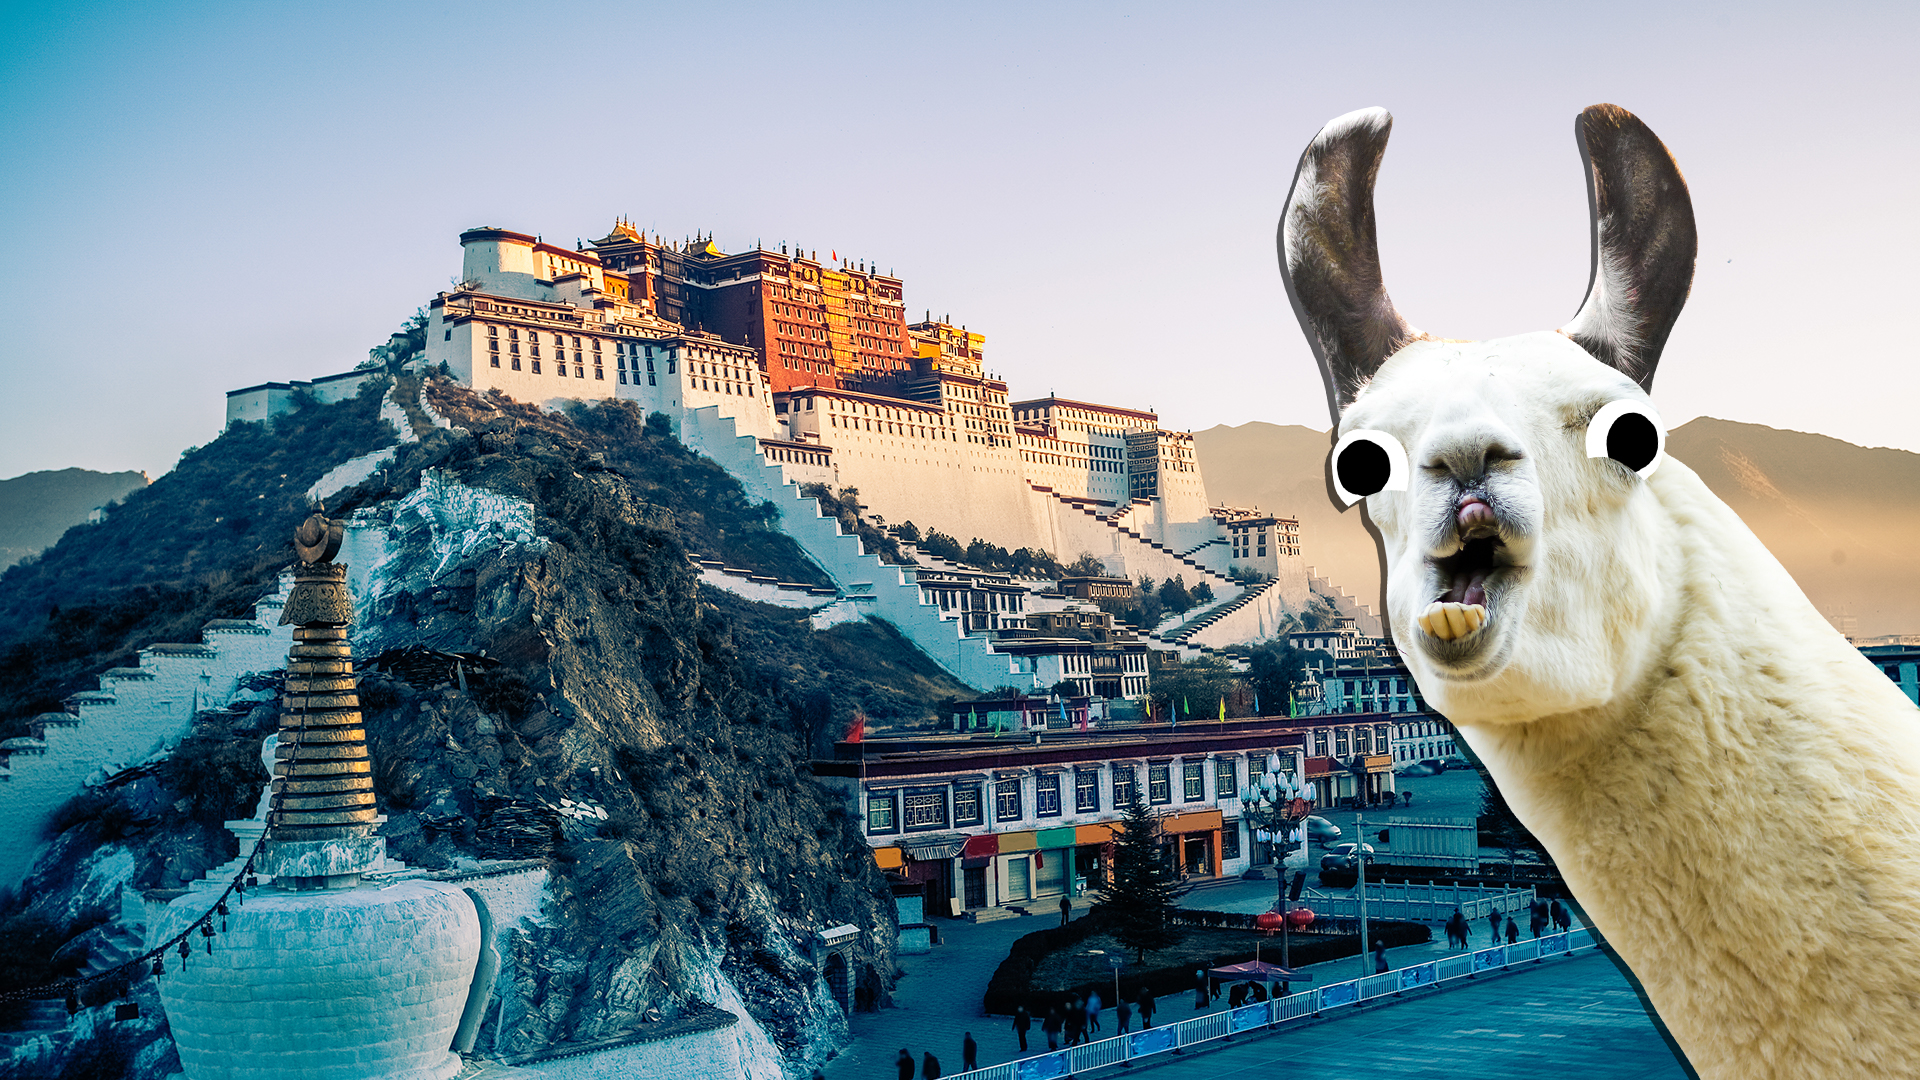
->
[2,1,1915,481]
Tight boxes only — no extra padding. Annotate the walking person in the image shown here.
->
[1193,967,1210,1010]
[1086,990,1101,1034]
[1116,996,1133,1034]
[1063,997,1084,1047]
[1041,1005,1062,1051]
[897,1049,916,1080]
[1059,895,1072,927]
[1488,910,1502,945]
[1551,899,1571,933]
[962,1033,977,1072]
[1505,917,1520,945]
[1372,937,1390,974]
[1012,1005,1031,1052]
[1138,989,1156,1029]
[1445,908,1468,950]
[922,1051,941,1080]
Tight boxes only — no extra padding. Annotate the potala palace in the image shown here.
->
[230,224,1330,670]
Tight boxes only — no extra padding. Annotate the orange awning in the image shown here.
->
[1075,823,1117,845]
[874,846,905,869]
[1160,809,1224,834]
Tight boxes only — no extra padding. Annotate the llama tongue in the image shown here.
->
[1463,571,1488,608]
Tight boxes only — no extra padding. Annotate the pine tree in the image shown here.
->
[1097,796,1185,963]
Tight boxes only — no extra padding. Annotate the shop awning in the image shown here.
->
[899,834,968,860]
[1074,823,1118,845]
[874,846,905,870]
[1304,756,1336,777]
[997,831,1039,853]
[1036,825,1078,849]
[1160,809,1224,834]
[961,833,1000,859]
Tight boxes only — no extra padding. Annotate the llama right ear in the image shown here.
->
[1280,107,1424,422]
[1560,104,1697,391]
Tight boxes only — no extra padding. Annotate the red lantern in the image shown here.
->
[1287,907,1315,929]
[1255,910,1285,931]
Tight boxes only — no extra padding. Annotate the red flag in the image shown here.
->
[831,249,838,262]
[845,713,866,743]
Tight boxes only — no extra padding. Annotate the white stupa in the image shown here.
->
[156,516,482,1079]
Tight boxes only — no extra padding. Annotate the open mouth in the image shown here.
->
[1417,499,1509,643]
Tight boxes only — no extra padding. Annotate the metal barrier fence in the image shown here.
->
[946,927,1597,1080]
[1302,882,1536,922]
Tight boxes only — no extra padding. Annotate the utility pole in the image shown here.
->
[1356,807,1369,982]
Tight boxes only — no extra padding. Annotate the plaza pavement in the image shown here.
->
[825,768,1697,1078]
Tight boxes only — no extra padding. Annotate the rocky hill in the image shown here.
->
[1196,418,1920,639]
[0,469,149,571]
[1,378,966,1077]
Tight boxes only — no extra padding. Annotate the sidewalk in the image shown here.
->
[825,890,1540,1079]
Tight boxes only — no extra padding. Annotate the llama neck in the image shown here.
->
[1460,464,1920,1065]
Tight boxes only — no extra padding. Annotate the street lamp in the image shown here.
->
[1239,753,1314,970]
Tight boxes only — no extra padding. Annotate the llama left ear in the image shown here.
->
[1560,104,1697,391]
[1281,107,1425,423]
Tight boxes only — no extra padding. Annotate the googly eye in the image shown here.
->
[1585,399,1665,477]
[1330,429,1410,506]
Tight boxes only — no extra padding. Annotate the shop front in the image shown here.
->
[1160,808,1225,880]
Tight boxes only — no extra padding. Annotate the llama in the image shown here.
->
[1278,104,1920,1078]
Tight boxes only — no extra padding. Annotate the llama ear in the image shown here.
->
[1560,104,1697,391]
[1280,107,1424,422]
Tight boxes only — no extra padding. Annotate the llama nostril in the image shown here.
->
[1458,499,1498,537]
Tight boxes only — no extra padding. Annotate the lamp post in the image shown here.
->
[1239,752,1314,969]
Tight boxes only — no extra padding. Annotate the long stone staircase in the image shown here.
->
[1032,484,1240,594]
[0,576,295,888]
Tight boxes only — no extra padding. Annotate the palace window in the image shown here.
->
[1035,774,1061,817]
[953,784,983,827]
[1183,762,1204,802]
[1336,729,1350,756]
[1215,757,1237,800]
[903,789,948,831]
[531,360,541,374]
[866,792,897,835]
[1075,769,1099,813]
[1315,730,1330,756]
[1148,763,1172,805]
[995,777,1022,823]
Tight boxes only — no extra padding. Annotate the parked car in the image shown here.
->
[1319,842,1376,870]
[1395,761,1440,778]
[1305,816,1341,845]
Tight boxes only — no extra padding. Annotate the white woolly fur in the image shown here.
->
[1344,329,1920,1079]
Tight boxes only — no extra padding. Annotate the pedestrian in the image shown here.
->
[1116,996,1133,1034]
[1227,982,1247,1009]
[1042,1005,1062,1050]
[1063,998,1084,1046]
[962,1032,977,1072]
[1138,990,1156,1029]
[1086,990,1101,1033]
[1488,910,1502,945]
[897,1049,916,1080]
[1505,917,1519,945]
[922,1051,941,1080]
[1551,899,1571,933]
[1250,981,1267,1003]
[1445,908,1467,950]
[1193,967,1209,1010]
[1012,1005,1031,1052]
[1372,937,1390,974]
[1059,895,1072,927]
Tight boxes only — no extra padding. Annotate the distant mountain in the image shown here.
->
[0,468,148,570]
[1195,418,1920,640]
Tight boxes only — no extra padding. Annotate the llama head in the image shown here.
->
[1280,105,1697,725]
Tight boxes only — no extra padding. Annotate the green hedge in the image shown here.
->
[982,912,1430,1015]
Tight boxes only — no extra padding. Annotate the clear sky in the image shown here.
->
[1,1,1914,480]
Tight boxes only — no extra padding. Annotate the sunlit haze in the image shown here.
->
[2,1,1915,479]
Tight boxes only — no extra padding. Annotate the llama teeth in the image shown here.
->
[1420,600,1488,641]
